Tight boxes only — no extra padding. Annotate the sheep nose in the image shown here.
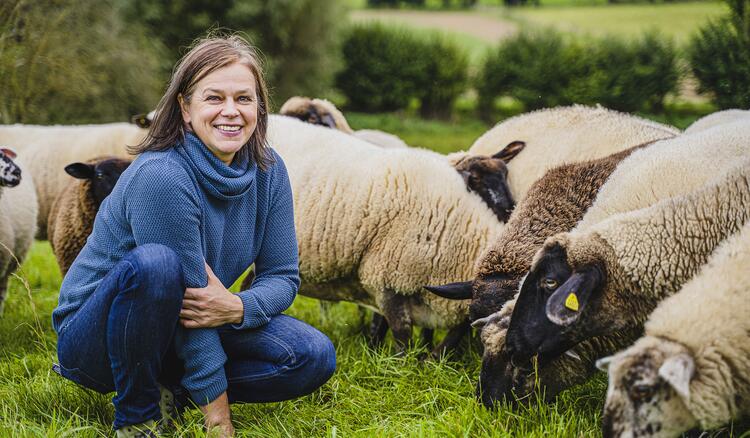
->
[11,167,20,177]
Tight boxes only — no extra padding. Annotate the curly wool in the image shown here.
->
[644,221,750,428]
[267,115,505,329]
[47,170,98,276]
[459,105,679,200]
[683,109,750,135]
[0,157,38,314]
[1,123,144,238]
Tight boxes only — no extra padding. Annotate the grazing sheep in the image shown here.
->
[47,157,132,275]
[0,123,143,238]
[481,157,750,407]
[450,105,679,200]
[599,220,750,438]
[425,142,648,322]
[472,121,750,408]
[0,148,38,315]
[684,109,750,134]
[265,115,512,353]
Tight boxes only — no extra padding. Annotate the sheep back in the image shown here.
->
[684,109,750,135]
[466,105,679,200]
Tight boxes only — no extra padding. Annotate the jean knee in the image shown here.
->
[298,329,336,382]
[125,244,184,305]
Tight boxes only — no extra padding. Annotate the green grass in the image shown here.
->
[502,1,728,43]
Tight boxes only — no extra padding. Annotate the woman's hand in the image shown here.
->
[180,263,244,328]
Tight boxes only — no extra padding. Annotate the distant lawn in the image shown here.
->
[502,1,728,43]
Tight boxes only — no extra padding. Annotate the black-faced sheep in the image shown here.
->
[47,157,132,275]
[0,123,144,238]
[450,105,680,201]
[490,157,750,407]
[265,115,513,353]
[472,120,750,408]
[599,220,750,438]
[0,148,38,315]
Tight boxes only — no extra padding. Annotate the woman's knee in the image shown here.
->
[293,325,337,385]
[123,243,184,305]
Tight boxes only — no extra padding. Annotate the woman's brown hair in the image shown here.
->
[130,34,273,170]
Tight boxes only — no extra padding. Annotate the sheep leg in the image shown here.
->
[0,275,8,316]
[429,321,470,359]
[367,313,389,348]
[420,328,434,350]
[380,291,413,352]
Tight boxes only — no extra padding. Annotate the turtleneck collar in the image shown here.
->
[176,132,256,200]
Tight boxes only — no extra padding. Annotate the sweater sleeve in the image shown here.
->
[123,161,228,405]
[233,156,300,330]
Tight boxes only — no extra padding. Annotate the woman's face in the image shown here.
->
[179,62,258,165]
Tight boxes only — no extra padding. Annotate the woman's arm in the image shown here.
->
[233,157,300,330]
[123,160,228,405]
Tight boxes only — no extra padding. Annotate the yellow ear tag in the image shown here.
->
[565,293,579,311]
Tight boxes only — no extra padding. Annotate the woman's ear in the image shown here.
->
[178,94,191,125]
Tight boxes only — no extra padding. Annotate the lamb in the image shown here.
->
[265,115,513,353]
[0,123,144,238]
[47,157,132,275]
[599,220,750,438]
[449,105,680,200]
[0,148,38,315]
[479,157,750,408]
[684,109,750,134]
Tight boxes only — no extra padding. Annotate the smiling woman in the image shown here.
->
[51,35,336,438]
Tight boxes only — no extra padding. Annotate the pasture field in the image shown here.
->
[2,111,745,437]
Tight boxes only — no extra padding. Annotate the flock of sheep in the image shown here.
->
[0,100,748,437]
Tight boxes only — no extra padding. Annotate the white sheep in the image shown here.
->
[0,148,38,315]
[0,123,144,238]
[278,96,410,149]
[599,220,750,438]
[450,105,680,200]
[479,156,750,407]
[267,115,508,352]
[684,109,750,134]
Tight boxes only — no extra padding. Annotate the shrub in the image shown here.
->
[476,29,680,119]
[336,24,426,112]
[688,3,750,109]
[417,37,469,119]
[0,0,165,124]
[124,0,345,106]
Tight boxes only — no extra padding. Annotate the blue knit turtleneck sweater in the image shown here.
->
[53,132,300,404]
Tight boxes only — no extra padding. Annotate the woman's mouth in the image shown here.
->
[215,124,243,136]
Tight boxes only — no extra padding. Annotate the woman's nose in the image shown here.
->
[222,99,240,117]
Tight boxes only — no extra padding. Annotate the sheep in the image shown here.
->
[684,109,750,135]
[0,148,38,315]
[477,156,750,408]
[470,121,750,408]
[424,142,650,322]
[0,123,144,238]
[47,157,132,275]
[598,220,750,438]
[264,115,515,354]
[449,105,680,201]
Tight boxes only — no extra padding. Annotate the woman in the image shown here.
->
[52,35,336,437]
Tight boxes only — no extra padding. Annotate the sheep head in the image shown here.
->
[0,147,21,188]
[600,336,697,438]
[453,140,525,223]
[65,157,132,207]
[279,96,353,133]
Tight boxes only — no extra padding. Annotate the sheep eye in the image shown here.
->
[630,384,655,400]
[542,278,558,289]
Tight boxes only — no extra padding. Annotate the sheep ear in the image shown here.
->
[545,266,604,326]
[0,148,17,159]
[596,356,614,372]
[658,353,694,402]
[492,141,525,163]
[130,113,151,129]
[423,281,472,300]
[65,162,95,180]
[320,113,338,129]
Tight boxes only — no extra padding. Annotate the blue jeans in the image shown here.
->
[56,244,336,430]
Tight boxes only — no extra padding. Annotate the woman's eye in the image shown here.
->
[542,278,558,289]
[238,96,254,103]
[206,95,221,101]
